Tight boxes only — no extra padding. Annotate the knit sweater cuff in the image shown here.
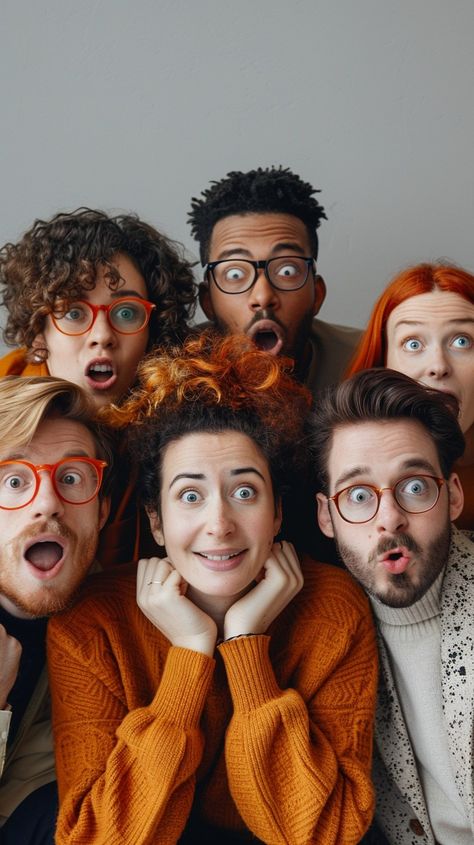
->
[150,646,215,727]
[218,635,281,712]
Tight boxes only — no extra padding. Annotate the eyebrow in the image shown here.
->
[334,458,438,490]
[2,449,92,462]
[169,467,265,489]
[215,242,308,261]
[392,318,474,330]
[83,289,146,301]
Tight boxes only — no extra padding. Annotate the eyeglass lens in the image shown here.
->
[337,475,441,523]
[0,460,101,508]
[212,257,310,293]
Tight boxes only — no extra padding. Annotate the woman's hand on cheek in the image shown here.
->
[223,541,303,640]
[136,557,217,656]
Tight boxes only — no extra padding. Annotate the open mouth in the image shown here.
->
[247,320,284,355]
[254,329,280,352]
[378,546,411,574]
[25,541,64,573]
[87,362,114,383]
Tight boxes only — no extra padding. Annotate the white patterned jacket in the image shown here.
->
[373,527,474,844]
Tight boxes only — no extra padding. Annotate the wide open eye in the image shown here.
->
[398,476,429,497]
[110,300,147,331]
[346,486,374,505]
[179,489,202,504]
[232,485,256,501]
[403,338,422,352]
[224,266,247,282]
[452,334,472,350]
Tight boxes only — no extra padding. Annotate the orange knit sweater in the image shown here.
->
[48,558,377,845]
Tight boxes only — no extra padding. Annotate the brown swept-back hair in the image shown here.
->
[0,208,197,359]
[309,368,465,495]
[103,331,312,513]
[0,375,114,497]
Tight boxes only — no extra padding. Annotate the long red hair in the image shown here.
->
[345,263,474,377]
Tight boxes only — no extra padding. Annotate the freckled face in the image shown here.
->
[150,431,281,603]
[386,290,474,435]
[39,253,150,409]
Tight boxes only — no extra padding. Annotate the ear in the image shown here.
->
[447,472,464,522]
[199,281,216,321]
[316,493,334,538]
[31,333,47,363]
[146,508,165,546]
[312,274,326,316]
[98,496,111,531]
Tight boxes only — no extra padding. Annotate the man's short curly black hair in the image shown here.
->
[0,207,197,357]
[188,166,327,265]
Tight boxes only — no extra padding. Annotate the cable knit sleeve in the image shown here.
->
[48,617,215,845]
[218,610,376,845]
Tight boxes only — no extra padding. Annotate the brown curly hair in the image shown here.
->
[103,331,312,513]
[0,208,197,358]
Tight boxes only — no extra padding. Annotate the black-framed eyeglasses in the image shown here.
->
[327,474,446,524]
[206,256,316,294]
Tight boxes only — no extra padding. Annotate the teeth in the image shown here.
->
[89,364,112,373]
[200,553,238,561]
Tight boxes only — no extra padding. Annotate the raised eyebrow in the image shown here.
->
[334,466,371,490]
[1,450,91,462]
[169,473,204,490]
[230,467,266,481]
[215,243,307,261]
[393,318,474,330]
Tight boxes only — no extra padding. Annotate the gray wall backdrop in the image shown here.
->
[2,0,473,354]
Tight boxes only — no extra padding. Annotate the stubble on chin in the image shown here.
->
[335,522,452,608]
[0,526,99,619]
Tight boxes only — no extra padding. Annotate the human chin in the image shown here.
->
[1,533,97,618]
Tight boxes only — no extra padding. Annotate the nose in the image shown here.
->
[206,497,235,537]
[424,346,451,380]
[374,489,408,534]
[248,268,279,311]
[32,472,65,520]
[87,308,117,349]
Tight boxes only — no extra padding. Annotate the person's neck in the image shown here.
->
[457,423,474,466]
[186,584,251,638]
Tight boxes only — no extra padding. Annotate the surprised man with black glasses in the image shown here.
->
[188,166,361,395]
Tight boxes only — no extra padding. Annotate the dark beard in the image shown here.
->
[335,522,452,608]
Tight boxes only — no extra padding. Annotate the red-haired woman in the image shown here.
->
[346,263,474,529]
[47,332,377,845]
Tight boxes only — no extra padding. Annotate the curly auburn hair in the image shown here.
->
[188,166,327,264]
[103,330,312,513]
[0,208,197,357]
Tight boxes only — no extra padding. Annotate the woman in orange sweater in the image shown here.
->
[0,208,197,564]
[48,333,377,845]
[346,262,474,530]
